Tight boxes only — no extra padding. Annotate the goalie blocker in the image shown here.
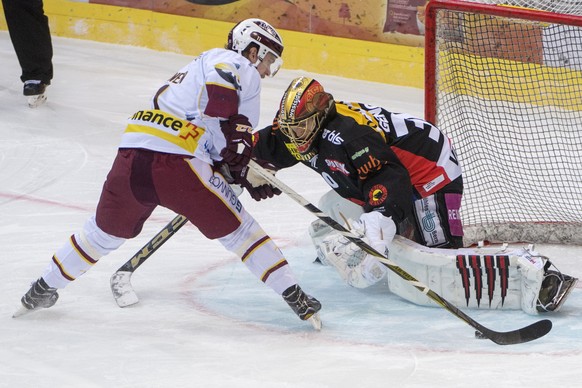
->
[310,191,578,314]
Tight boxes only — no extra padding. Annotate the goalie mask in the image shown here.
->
[278,77,334,155]
[227,18,284,77]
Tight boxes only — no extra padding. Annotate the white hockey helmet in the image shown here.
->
[226,18,284,76]
[278,77,334,155]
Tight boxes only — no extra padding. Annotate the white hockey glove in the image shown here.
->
[316,212,396,288]
[355,211,397,257]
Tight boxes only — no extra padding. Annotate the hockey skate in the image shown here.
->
[282,284,322,330]
[537,265,578,313]
[23,80,48,108]
[13,278,59,318]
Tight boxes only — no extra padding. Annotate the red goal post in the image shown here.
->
[424,0,582,245]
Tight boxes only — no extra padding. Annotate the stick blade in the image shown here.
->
[481,319,552,345]
[110,271,139,307]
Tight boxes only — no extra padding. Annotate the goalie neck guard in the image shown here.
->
[226,18,284,77]
[278,77,334,156]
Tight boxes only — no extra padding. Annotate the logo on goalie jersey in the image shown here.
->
[325,159,349,175]
[356,155,381,179]
[322,129,344,145]
[368,184,388,206]
[351,147,369,160]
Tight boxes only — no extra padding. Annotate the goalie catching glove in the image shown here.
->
[231,159,282,201]
[317,212,396,288]
[219,114,253,171]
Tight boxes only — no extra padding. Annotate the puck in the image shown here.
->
[475,330,487,339]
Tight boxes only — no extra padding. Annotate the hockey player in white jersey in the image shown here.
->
[14,18,321,328]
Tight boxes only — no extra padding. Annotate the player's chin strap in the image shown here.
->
[247,160,553,346]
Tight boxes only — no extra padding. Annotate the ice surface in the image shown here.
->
[1,32,580,388]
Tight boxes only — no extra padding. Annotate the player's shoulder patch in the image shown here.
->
[214,62,241,90]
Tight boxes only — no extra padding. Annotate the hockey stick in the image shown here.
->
[248,160,552,345]
[110,214,188,307]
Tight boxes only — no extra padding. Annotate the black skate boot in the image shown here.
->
[282,284,322,329]
[23,80,47,96]
[537,267,578,313]
[13,278,59,317]
[23,80,48,108]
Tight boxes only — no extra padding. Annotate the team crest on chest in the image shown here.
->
[368,184,388,206]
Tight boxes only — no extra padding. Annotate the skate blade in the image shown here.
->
[27,94,47,108]
[552,277,578,312]
[308,313,322,330]
[110,271,139,307]
[12,305,32,318]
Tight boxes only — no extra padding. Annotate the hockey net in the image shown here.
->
[425,0,582,245]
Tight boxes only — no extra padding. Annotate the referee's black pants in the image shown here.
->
[2,0,53,84]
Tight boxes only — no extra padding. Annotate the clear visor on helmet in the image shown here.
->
[257,51,283,77]
[279,112,322,154]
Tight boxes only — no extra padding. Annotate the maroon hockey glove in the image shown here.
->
[220,114,253,171]
[232,162,282,201]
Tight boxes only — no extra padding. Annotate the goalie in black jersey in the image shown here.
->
[247,76,577,314]
[254,76,464,249]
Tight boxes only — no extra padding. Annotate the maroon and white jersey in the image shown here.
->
[120,48,261,163]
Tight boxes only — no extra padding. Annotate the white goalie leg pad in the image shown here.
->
[307,191,549,314]
[384,236,548,313]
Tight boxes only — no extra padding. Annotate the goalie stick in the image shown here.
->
[110,214,188,307]
[247,160,552,345]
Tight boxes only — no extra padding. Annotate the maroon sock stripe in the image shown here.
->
[70,235,98,264]
[261,259,289,283]
[241,235,269,263]
[51,255,75,281]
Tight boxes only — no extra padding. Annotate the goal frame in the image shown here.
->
[424,0,582,245]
